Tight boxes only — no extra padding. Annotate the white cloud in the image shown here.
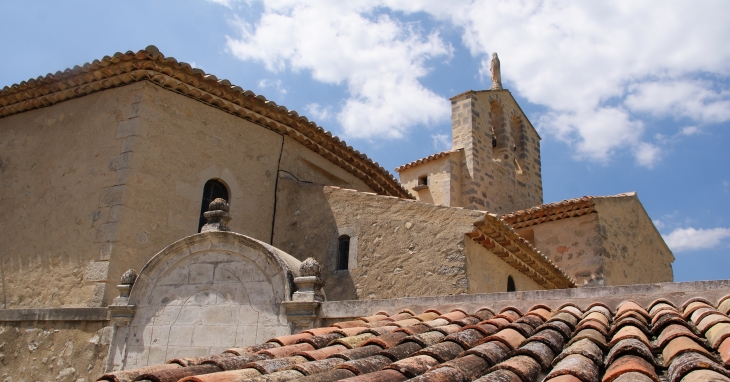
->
[681,126,700,136]
[539,107,644,163]
[304,103,332,121]
[653,219,665,230]
[223,1,730,165]
[626,80,730,123]
[226,3,451,139]
[634,142,661,169]
[663,227,730,253]
[257,79,287,95]
[431,133,451,151]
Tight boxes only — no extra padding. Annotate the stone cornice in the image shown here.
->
[500,193,636,229]
[395,149,462,172]
[468,213,577,289]
[0,46,411,199]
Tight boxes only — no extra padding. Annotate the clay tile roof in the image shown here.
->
[468,213,577,289]
[0,45,412,200]
[500,192,637,229]
[394,149,463,172]
[99,284,730,382]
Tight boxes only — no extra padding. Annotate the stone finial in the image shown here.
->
[201,198,231,232]
[489,52,503,90]
[120,269,138,285]
[300,257,322,279]
[113,269,137,306]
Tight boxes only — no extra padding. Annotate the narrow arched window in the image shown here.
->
[198,179,229,232]
[337,235,350,270]
[507,276,516,292]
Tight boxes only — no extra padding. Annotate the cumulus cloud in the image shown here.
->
[626,80,730,123]
[304,103,332,121]
[223,1,730,165]
[663,227,730,253]
[257,79,287,95]
[431,133,451,151]
[226,2,451,139]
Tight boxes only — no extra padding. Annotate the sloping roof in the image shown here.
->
[395,149,462,172]
[0,45,411,199]
[501,193,637,230]
[469,213,576,289]
[322,185,575,289]
[98,282,730,382]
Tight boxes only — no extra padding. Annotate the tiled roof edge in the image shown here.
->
[500,192,637,229]
[0,45,412,199]
[319,278,730,319]
[469,213,577,289]
[394,149,463,172]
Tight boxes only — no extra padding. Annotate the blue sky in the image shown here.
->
[2,1,729,282]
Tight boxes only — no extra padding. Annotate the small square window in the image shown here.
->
[418,175,428,186]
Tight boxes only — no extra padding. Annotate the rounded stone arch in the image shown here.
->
[487,97,508,155]
[120,231,301,369]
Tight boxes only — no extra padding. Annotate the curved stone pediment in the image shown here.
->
[108,231,302,370]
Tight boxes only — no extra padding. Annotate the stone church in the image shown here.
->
[0,46,699,382]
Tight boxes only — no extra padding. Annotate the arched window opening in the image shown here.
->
[337,235,350,271]
[511,115,525,154]
[507,276,516,292]
[490,101,506,154]
[198,179,229,232]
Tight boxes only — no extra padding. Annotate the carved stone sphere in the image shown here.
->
[209,198,230,212]
[121,269,138,285]
[300,257,322,278]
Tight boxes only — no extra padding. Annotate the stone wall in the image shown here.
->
[0,81,377,308]
[594,196,674,285]
[273,182,546,300]
[398,153,462,207]
[0,84,132,308]
[522,213,605,286]
[519,195,674,286]
[465,239,543,293]
[108,232,297,371]
[0,320,109,382]
[451,90,542,213]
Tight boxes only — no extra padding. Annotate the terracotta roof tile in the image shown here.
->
[500,193,636,229]
[394,149,462,172]
[545,354,599,382]
[101,293,730,382]
[706,322,730,349]
[603,355,660,382]
[662,336,714,367]
[297,345,350,361]
[385,355,439,378]
[697,314,730,334]
[718,296,730,315]
[332,345,386,361]
[416,341,465,363]
[0,46,412,199]
[341,368,408,382]
[679,369,730,382]
[667,352,730,382]
[474,369,522,382]
[657,324,704,349]
[290,357,345,375]
[378,342,423,361]
[513,340,555,369]
[604,339,656,367]
[438,354,492,380]
[553,339,604,367]
[718,337,730,367]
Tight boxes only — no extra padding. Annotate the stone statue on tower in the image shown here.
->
[489,52,502,90]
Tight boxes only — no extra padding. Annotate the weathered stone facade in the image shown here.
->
[506,193,674,286]
[398,90,543,213]
[0,47,676,381]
